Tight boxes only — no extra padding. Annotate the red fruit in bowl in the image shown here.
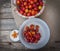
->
[35,11,38,15]
[30,24,34,30]
[28,0,31,2]
[35,28,39,32]
[25,6,29,9]
[38,6,42,10]
[40,2,43,6]
[21,4,24,7]
[34,39,38,43]
[22,7,25,11]
[24,2,27,6]
[34,7,38,11]
[23,31,27,35]
[19,10,24,14]
[39,0,42,2]
[29,5,32,9]
[24,13,27,16]
[33,4,37,7]
[36,3,39,6]
[31,10,35,15]
[16,0,20,5]
[29,10,32,13]
[30,37,35,43]
[35,33,41,40]
[25,36,30,42]
[34,0,38,3]
[36,25,39,30]
[24,33,28,37]
[24,26,29,31]
[25,9,29,13]
[27,13,31,16]
[30,1,34,4]
[27,32,32,36]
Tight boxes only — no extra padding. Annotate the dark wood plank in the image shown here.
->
[0,19,17,30]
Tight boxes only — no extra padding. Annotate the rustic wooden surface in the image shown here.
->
[0,0,60,51]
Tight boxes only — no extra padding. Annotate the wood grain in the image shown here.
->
[0,31,11,42]
[0,12,13,19]
[0,19,17,30]
[0,8,11,13]
[0,42,26,49]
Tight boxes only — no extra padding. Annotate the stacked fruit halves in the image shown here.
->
[23,24,41,43]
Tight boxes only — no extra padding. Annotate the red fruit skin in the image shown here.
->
[16,0,20,5]
[28,0,34,4]
[29,5,32,9]
[36,25,39,29]
[34,33,41,40]
[25,6,29,9]
[36,3,39,6]
[36,25,39,32]
[36,33,41,40]
[40,2,43,6]
[28,0,31,2]
[34,8,38,11]
[24,13,27,16]
[24,26,29,31]
[34,0,38,3]
[21,7,25,11]
[39,0,42,2]
[33,4,37,8]
[19,10,24,15]
[30,24,34,30]
[30,37,35,43]
[27,13,31,16]
[24,2,27,6]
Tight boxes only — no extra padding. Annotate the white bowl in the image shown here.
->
[19,18,50,49]
[10,30,19,42]
[11,0,46,18]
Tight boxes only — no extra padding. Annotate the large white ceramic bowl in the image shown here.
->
[11,0,46,18]
[19,18,50,49]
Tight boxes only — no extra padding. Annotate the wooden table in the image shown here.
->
[0,0,60,51]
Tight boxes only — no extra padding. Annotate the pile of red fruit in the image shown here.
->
[23,24,41,43]
[16,0,43,17]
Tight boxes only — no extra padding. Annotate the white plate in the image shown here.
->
[19,18,50,49]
